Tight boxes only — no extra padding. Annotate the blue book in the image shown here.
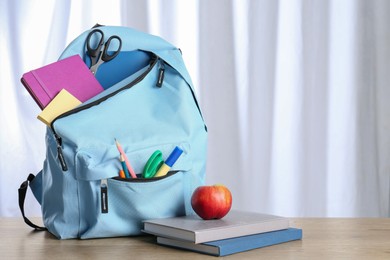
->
[156,228,302,257]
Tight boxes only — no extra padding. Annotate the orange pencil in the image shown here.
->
[118,169,126,178]
[114,139,137,178]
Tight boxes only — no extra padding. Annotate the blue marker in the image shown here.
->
[154,146,183,177]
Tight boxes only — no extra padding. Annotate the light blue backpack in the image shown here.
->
[18,25,207,239]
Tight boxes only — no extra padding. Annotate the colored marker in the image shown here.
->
[115,139,137,178]
[120,154,130,178]
[154,146,183,177]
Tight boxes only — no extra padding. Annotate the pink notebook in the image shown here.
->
[21,55,104,109]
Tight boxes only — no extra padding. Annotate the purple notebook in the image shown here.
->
[21,55,104,109]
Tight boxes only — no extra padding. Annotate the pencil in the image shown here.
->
[115,139,137,178]
[118,169,126,179]
[120,155,130,178]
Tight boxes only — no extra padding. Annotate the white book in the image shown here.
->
[143,210,290,244]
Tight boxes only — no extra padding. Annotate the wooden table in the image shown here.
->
[1,218,389,259]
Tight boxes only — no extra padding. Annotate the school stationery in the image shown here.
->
[118,170,126,179]
[154,146,184,177]
[142,150,164,178]
[157,228,303,256]
[21,55,104,109]
[143,211,290,244]
[37,89,81,126]
[86,29,122,75]
[115,139,137,178]
[18,25,207,239]
[120,154,130,178]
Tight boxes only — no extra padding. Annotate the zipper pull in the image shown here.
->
[55,134,68,171]
[101,179,108,214]
[156,61,165,87]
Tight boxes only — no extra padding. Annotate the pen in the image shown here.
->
[120,154,130,178]
[115,139,137,178]
[154,146,183,177]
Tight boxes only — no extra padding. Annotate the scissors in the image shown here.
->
[142,150,164,178]
[86,29,122,75]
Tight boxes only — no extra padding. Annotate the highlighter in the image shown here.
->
[154,146,183,177]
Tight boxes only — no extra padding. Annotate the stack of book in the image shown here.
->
[143,210,302,257]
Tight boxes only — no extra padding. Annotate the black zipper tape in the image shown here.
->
[112,171,177,183]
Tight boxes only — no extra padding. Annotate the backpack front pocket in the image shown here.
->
[74,142,193,239]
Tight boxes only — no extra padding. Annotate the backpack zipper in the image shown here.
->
[50,54,159,171]
[112,171,177,182]
[100,179,108,213]
[156,62,165,87]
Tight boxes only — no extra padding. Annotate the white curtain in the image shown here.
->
[1,0,389,218]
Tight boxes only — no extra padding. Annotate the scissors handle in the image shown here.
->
[86,29,104,61]
[101,35,122,62]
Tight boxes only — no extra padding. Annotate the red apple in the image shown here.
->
[191,184,232,220]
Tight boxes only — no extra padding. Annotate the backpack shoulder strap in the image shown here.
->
[18,173,47,231]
